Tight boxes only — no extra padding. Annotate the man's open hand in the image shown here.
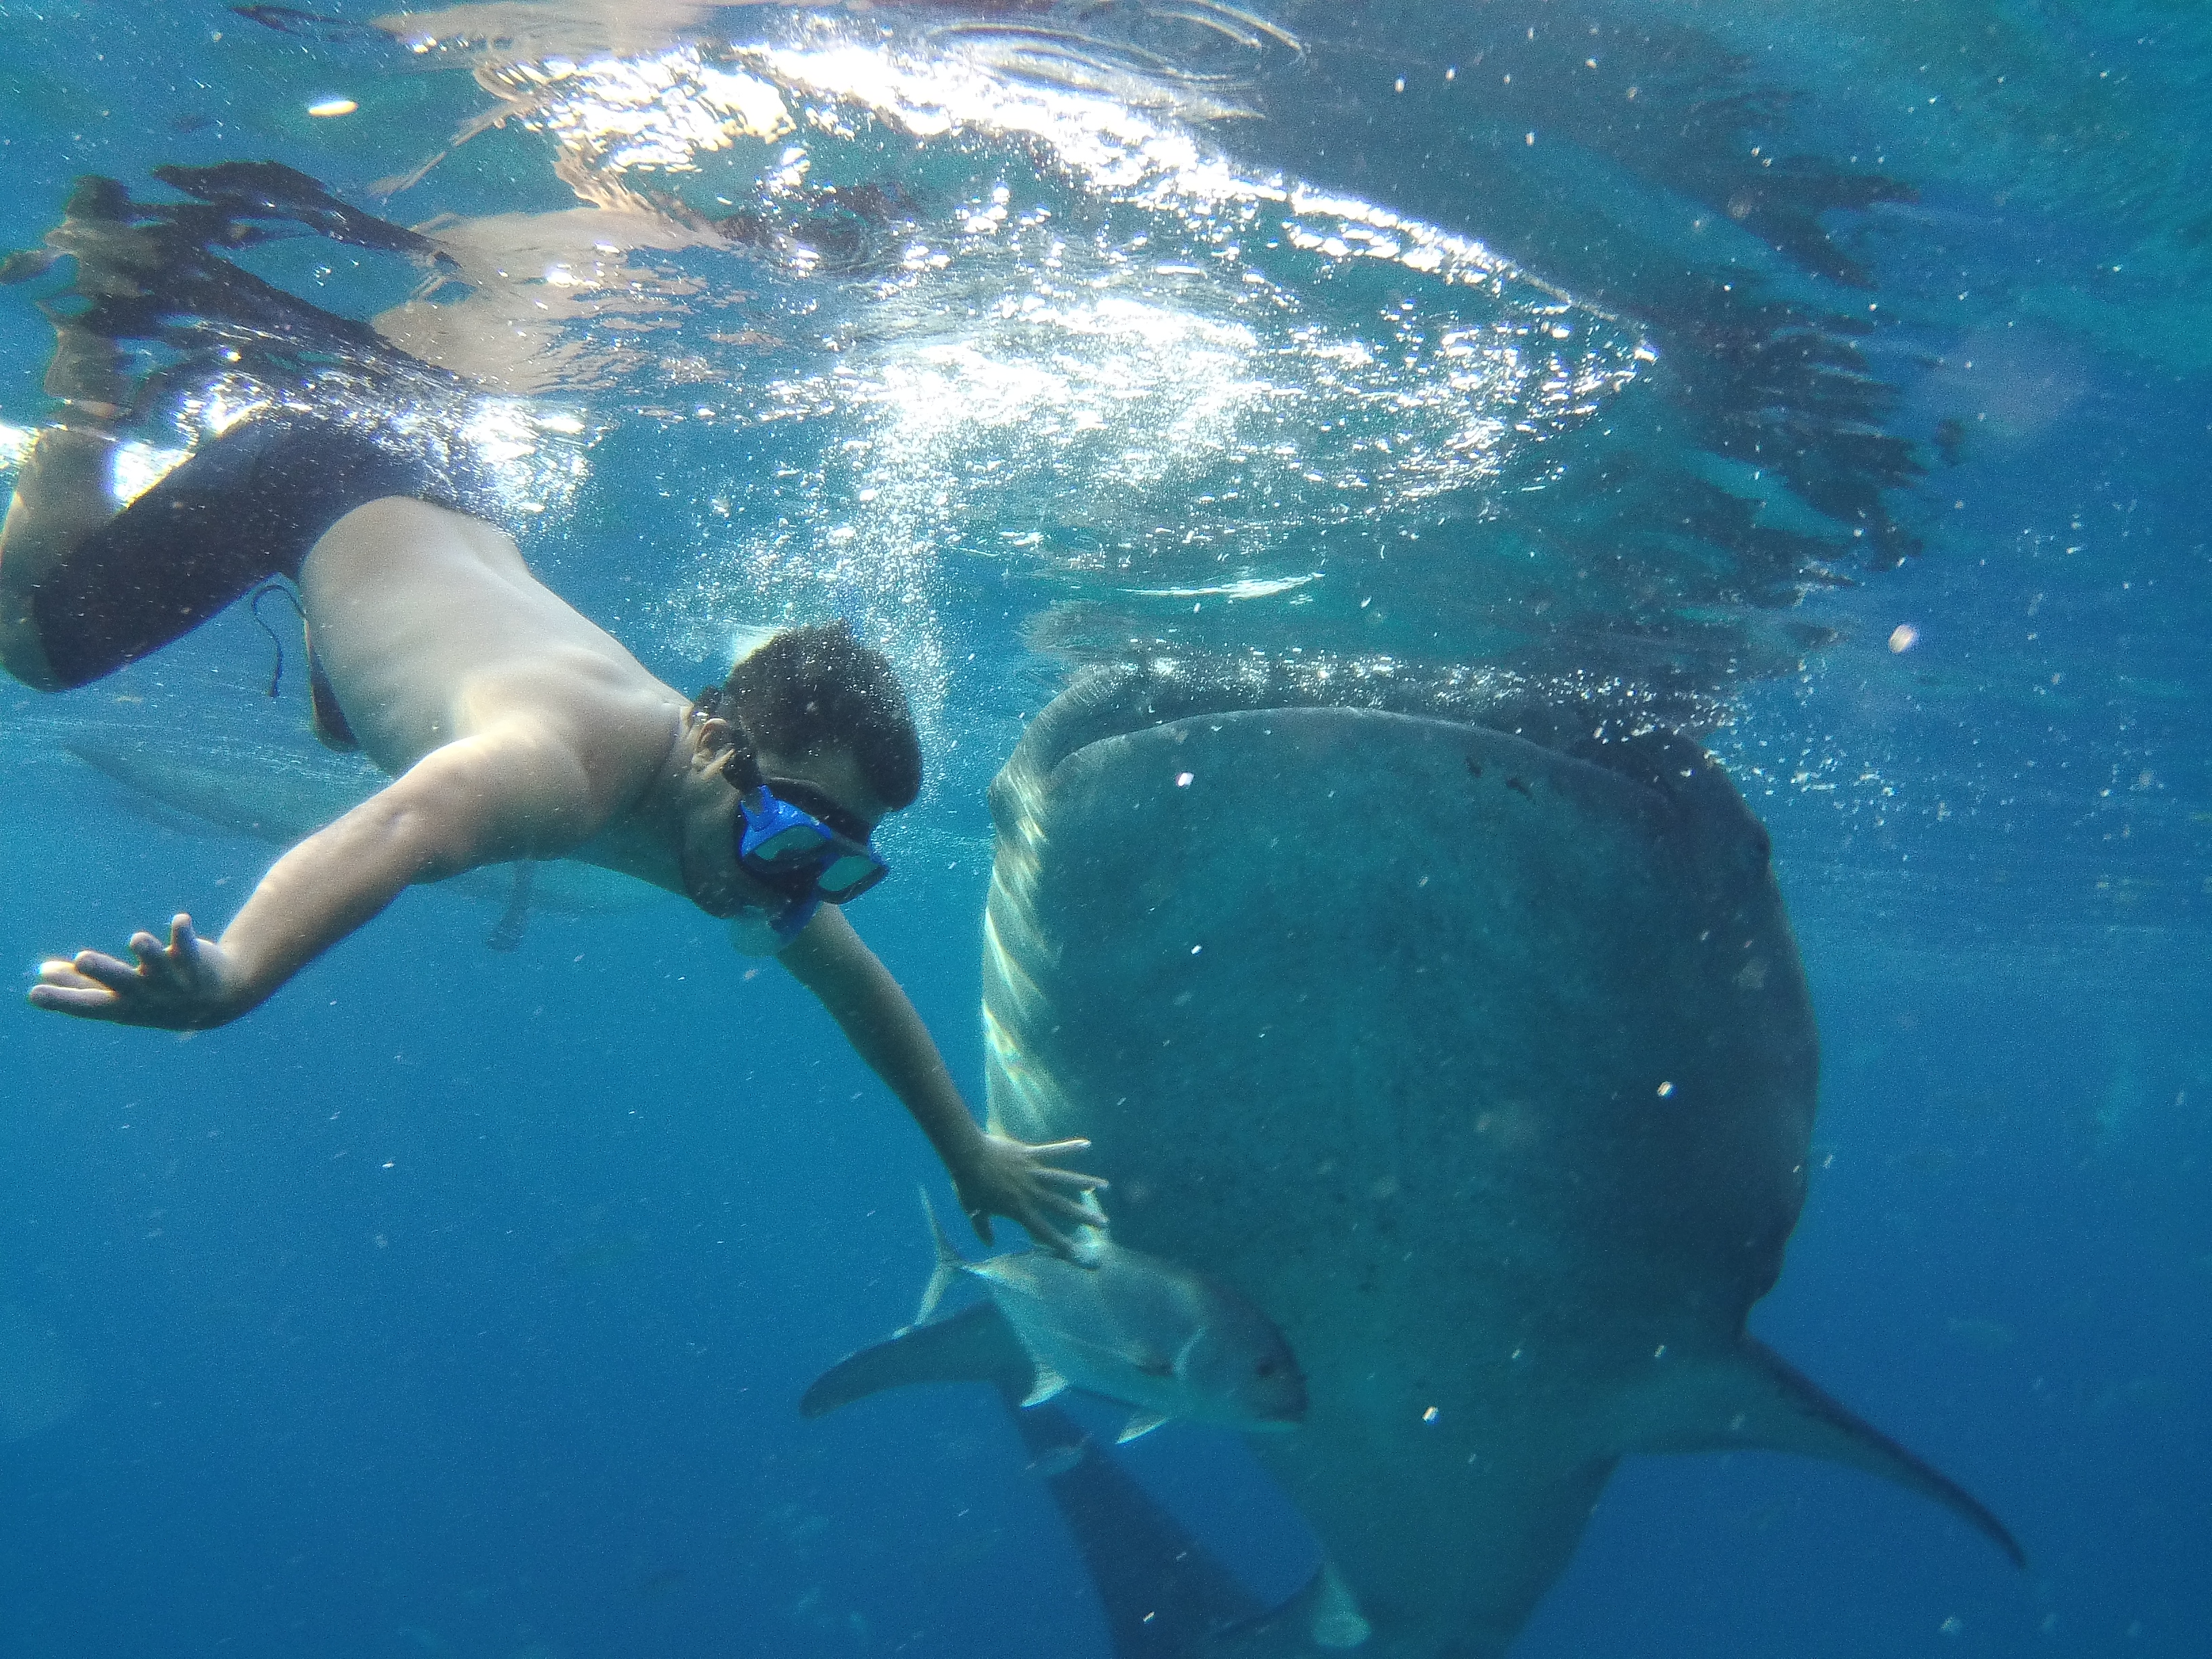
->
[955,1132,1109,1259]
[29,913,245,1029]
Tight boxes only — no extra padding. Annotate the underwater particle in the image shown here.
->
[1656,1081,1675,1097]
[1176,771,1194,787]
[1889,623,1919,653]
[306,97,357,117]
[1422,1406,1438,1422]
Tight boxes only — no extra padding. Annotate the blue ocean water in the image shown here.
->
[0,3,2205,1657]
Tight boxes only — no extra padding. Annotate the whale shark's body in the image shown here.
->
[970,666,2019,1656]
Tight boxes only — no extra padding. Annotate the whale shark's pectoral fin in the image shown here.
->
[1622,1338,2026,1568]
[1114,1409,1172,1444]
[800,1302,1033,1419]
[1021,1361,1072,1408]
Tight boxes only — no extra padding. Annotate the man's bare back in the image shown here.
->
[301,497,685,868]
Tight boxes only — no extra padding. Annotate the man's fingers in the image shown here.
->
[1025,1139,1092,1158]
[967,1208,996,1248]
[27,982,120,1015]
[1033,1166,1109,1191]
[68,949,148,993]
[1025,1214,1080,1258]
[1041,1189,1107,1227]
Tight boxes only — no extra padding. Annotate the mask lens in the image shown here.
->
[816,853,886,902]
[750,822,827,865]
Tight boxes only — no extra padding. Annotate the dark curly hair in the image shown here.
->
[718,621,923,810]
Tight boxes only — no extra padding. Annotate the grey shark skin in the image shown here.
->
[979,667,2021,1657]
[804,1195,1306,1443]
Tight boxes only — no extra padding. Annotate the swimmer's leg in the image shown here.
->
[1,182,431,693]
[0,325,131,689]
[1,181,157,689]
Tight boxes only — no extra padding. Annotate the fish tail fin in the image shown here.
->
[1622,1338,2024,1568]
[915,1186,967,1325]
[802,1303,1032,1418]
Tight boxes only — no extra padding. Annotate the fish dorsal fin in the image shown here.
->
[1115,1409,1172,1443]
[1614,1337,2025,1568]
[914,1187,970,1326]
[1021,1361,1071,1408]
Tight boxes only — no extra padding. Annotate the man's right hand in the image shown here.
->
[29,912,247,1029]
[954,1132,1109,1260]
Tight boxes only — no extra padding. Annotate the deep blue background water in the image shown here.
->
[2,3,2207,1657]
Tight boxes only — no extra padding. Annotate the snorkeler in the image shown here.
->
[0,179,1105,1255]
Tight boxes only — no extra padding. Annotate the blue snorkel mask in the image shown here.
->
[697,687,890,942]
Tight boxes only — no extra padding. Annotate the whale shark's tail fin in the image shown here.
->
[1622,1338,2025,1568]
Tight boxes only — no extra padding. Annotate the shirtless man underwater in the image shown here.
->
[0,187,1103,1254]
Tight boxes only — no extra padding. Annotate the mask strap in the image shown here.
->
[695,685,766,796]
[249,581,308,699]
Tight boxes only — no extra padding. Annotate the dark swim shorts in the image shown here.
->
[30,413,488,690]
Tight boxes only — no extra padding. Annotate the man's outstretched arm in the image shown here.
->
[779,905,1105,1256]
[30,723,594,1029]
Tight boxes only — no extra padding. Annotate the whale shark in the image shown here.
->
[972,663,2020,1657]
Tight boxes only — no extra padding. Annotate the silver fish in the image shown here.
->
[804,1194,1305,1444]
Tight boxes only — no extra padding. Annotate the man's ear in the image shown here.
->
[689,713,738,774]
